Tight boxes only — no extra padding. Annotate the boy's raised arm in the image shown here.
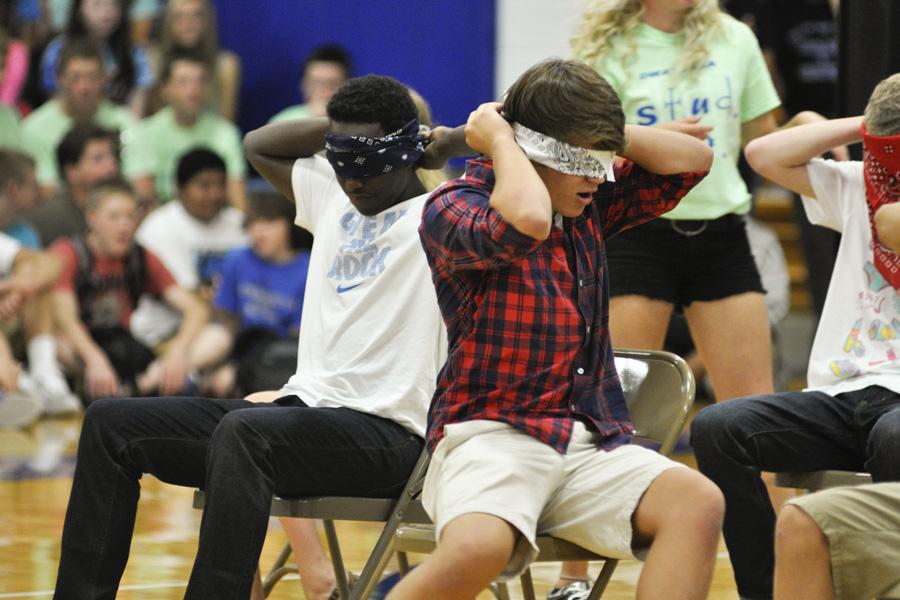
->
[243,118,330,202]
[620,124,713,175]
[466,102,552,240]
[745,115,864,198]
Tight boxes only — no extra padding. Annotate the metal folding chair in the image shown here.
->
[391,348,696,600]
[192,447,431,599]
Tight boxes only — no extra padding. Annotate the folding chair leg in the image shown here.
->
[262,542,297,597]
[347,525,398,599]
[397,551,411,575]
[323,519,351,600]
[490,581,512,600]
[587,558,619,600]
[518,568,537,600]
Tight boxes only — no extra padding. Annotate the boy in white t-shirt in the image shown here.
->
[54,74,468,600]
[691,73,900,600]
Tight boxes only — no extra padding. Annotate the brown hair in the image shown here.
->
[56,36,104,77]
[0,149,35,190]
[85,177,136,213]
[864,73,900,137]
[503,58,626,153]
[160,0,220,68]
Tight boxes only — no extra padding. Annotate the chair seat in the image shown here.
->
[395,523,607,562]
[192,490,430,522]
[774,470,873,490]
[884,581,900,600]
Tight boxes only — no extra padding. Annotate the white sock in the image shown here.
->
[27,335,63,377]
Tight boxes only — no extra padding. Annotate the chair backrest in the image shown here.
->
[614,348,696,456]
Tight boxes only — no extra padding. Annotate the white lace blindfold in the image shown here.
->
[513,123,616,182]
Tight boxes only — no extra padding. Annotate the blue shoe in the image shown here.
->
[368,569,405,600]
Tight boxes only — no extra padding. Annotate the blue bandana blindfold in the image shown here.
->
[324,119,428,179]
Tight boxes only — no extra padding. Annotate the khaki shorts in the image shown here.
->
[422,420,685,579]
[787,483,900,600]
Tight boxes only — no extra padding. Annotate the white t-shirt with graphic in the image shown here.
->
[803,158,900,395]
[279,155,447,436]
[130,201,248,345]
[596,17,780,219]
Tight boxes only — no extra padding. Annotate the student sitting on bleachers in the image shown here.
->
[25,122,119,246]
[22,38,133,193]
[130,148,246,353]
[0,149,80,414]
[208,190,311,397]
[269,43,351,124]
[40,0,153,114]
[149,0,240,121]
[49,178,208,398]
[126,50,246,208]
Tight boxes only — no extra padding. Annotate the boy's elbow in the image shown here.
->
[242,129,262,162]
[744,138,768,176]
[514,213,552,241]
[696,142,714,172]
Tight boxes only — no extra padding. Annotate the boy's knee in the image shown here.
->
[82,397,129,430]
[212,409,254,441]
[775,504,826,555]
[676,471,725,531]
[689,403,730,453]
[438,516,517,573]
[640,469,724,542]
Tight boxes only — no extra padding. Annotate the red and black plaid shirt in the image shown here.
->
[419,158,707,453]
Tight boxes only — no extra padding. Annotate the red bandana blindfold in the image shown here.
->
[863,123,900,288]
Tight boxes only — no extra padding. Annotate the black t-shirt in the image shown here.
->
[726,0,838,117]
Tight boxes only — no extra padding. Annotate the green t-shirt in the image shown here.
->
[124,107,246,202]
[20,99,135,186]
[268,103,312,124]
[595,16,781,219]
[0,106,22,149]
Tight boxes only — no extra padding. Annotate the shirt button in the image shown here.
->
[585,325,591,334]
[578,279,584,287]
[576,367,585,375]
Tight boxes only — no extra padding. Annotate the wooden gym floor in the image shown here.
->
[0,415,746,599]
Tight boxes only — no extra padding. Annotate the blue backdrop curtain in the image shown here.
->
[213,0,496,137]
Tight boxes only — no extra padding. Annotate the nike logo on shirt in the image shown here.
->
[336,282,364,293]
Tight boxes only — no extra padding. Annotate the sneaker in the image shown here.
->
[32,371,82,415]
[547,580,591,600]
[0,390,43,428]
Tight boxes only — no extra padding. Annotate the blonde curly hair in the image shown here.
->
[572,0,725,79]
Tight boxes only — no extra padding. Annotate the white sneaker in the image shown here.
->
[32,371,82,415]
[0,377,43,429]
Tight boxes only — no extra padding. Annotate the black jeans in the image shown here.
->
[53,395,423,599]
[690,385,900,599]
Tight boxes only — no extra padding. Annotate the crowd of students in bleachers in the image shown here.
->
[0,0,345,426]
[5,1,900,599]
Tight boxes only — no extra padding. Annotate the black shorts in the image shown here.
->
[606,214,765,310]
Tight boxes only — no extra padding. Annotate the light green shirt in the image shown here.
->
[268,103,312,124]
[124,107,246,202]
[0,105,22,149]
[21,99,135,186]
[596,16,781,219]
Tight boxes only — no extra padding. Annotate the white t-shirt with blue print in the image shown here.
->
[279,155,447,437]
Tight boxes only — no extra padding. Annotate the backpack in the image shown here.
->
[71,236,147,327]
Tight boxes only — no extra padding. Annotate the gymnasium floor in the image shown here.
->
[0,414,747,599]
